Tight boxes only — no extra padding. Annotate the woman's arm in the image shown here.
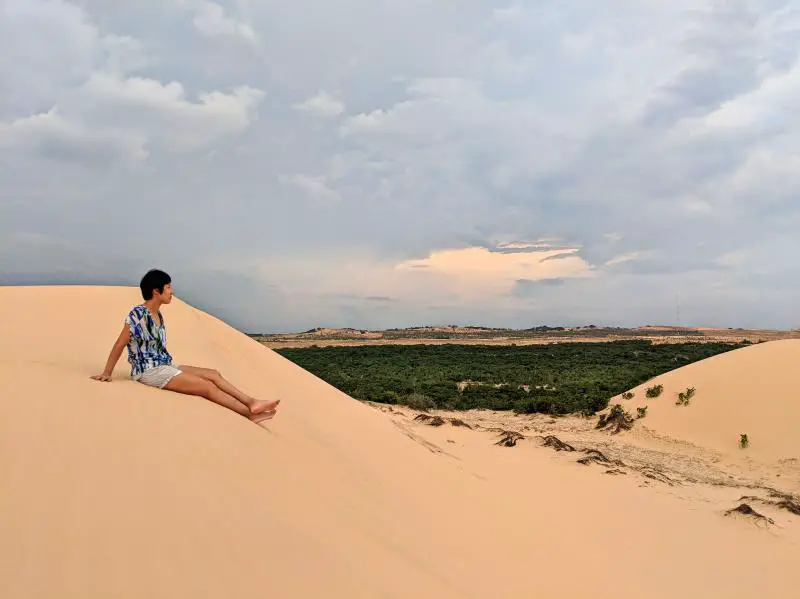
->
[90,324,131,381]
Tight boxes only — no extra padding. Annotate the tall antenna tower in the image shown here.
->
[676,293,681,327]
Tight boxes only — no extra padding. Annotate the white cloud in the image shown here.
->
[0,110,147,163]
[703,61,800,131]
[179,0,256,41]
[714,249,747,267]
[74,73,265,150]
[604,252,642,267]
[0,0,147,117]
[293,91,345,117]
[0,1,264,161]
[278,173,341,202]
[491,4,525,22]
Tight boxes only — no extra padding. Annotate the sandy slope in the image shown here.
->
[611,339,800,461]
[0,286,797,599]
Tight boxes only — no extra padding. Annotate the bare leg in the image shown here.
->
[178,365,280,414]
[165,372,259,420]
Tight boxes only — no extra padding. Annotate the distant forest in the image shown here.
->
[273,340,748,415]
[252,324,707,341]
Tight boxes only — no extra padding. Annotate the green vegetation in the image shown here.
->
[275,340,744,415]
[404,393,436,411]
[740,433,749,449]
[253,324,706,342]
[675,386,696,406]
[645,384,664,398]
[621,391,635,400]
[637,406,648,418]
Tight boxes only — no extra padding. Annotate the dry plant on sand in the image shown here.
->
[638,466,677,486]
[539,435,576,452]
[413,414,471,429]
[414,414,445,427]
[495,430,525,447]
[577,449,625,467]
[725,503,775,525]
[596,404,634,434]
[739,491,800,516]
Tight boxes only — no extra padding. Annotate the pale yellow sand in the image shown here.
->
[0,286,797,598]
[611,339,800,461]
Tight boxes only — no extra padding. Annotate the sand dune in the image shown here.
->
[613,340,800,461]
[1,286,797,598]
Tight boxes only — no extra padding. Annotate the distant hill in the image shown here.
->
[252,324,800,348]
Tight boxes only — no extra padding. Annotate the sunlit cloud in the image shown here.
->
[395,245,594,295]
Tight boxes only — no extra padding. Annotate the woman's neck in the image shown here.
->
[144,298,162,317]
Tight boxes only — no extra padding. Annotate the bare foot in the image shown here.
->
[250,409,277,424]
[250,398,280,414]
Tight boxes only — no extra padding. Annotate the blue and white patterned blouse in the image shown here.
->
[125,305,174,377]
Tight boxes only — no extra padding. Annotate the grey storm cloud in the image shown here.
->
[511,278,567,298]
[3,0,800,332]
[540,251,580,262]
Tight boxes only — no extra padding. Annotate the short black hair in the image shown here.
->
[140,269,171,300]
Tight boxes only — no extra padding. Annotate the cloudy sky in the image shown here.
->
[2,0,800,332]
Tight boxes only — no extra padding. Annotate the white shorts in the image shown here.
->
[134,365,183,389]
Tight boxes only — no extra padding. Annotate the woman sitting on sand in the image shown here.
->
[91,269,280,424]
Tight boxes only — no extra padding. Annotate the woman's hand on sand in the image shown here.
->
[90,373,112,382]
